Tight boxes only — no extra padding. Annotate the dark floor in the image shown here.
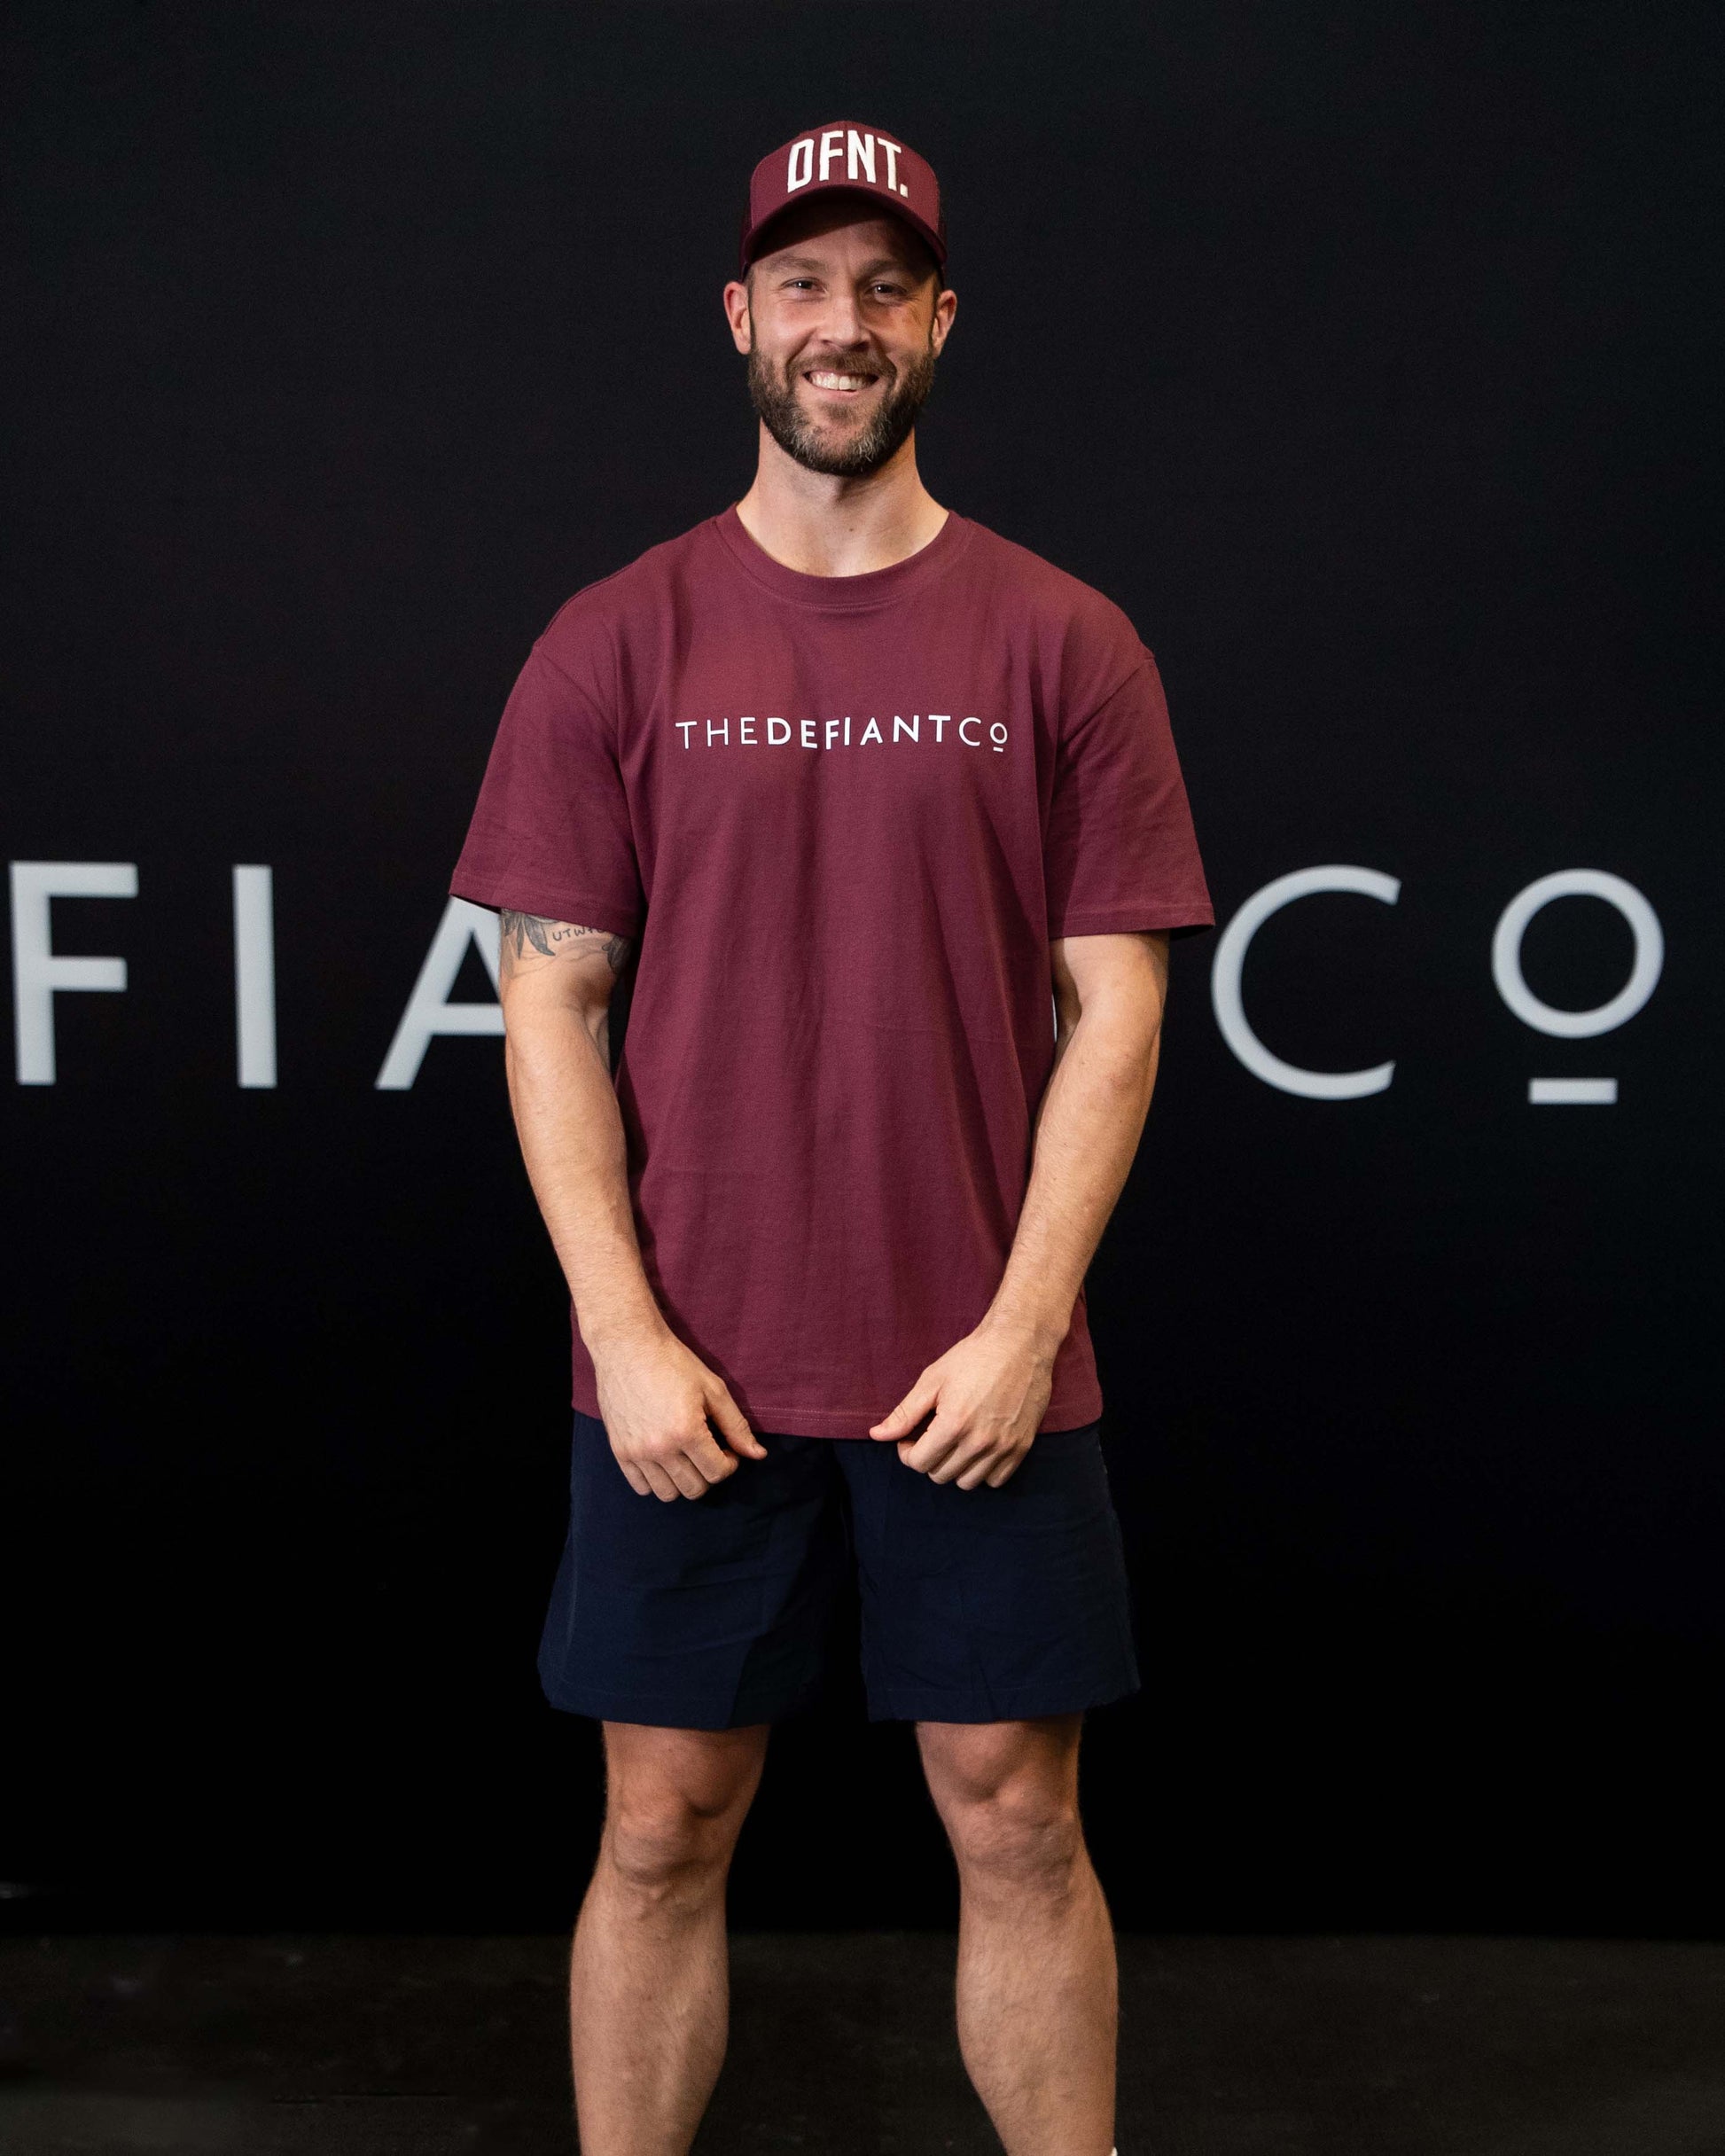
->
[1,1933,1722,2153]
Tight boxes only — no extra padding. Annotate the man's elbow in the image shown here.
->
[1063,1009,1151,1090]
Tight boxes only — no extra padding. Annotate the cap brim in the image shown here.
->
[741,184,946,275]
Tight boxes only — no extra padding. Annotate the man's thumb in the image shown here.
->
[870,1375,935,1441]
[707,1385,768,1458]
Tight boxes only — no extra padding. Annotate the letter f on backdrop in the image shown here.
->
[10,861,137,1084]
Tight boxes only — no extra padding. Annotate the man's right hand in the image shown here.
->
[591,1327,769,1501]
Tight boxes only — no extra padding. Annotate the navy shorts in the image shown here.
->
[537,1410,1141,1729]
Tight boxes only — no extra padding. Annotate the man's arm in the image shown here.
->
[868,930,1170,1488]
[496,910,767,1501]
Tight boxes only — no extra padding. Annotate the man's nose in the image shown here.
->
[816,293,867,346]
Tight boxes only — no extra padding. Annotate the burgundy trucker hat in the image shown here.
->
[740,121,946,274]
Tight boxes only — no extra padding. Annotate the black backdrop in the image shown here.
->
[4,2,1720,1935]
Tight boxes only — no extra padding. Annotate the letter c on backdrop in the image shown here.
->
[1211,865,1401,1099]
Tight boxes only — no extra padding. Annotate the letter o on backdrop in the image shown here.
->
[1491,870,1664,1037]
[1211,865,1401,1099]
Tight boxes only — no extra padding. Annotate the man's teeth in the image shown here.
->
[808,371,873,390]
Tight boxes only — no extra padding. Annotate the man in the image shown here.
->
[451,121,1212,2156]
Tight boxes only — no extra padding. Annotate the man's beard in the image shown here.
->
[747,337,939,478]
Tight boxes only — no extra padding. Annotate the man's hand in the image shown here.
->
[867,1319,1060,1488]
[593,1326,769,1502]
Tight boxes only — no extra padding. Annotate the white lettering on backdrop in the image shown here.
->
[1210,865,1401,1100]
[2,863,1666,1096]
[10,861,137,1084]
[1491,871,1663,1104]
[233,865,277,1089]
[1212,866,1664,1105]
[375,897,503,1090]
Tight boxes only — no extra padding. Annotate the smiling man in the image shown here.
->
[451,121,1214,2156]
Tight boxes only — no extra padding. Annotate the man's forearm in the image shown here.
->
[982,1003,1162,1355]
[503,1006,667,1354]
[868,940,1168,1476]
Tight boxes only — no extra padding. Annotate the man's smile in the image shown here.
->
[804,366,880,395]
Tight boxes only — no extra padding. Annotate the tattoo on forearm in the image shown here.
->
[499,910,632,974]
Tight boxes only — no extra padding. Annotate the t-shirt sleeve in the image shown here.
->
[1043,651,1214,940]
[449,644,645,935]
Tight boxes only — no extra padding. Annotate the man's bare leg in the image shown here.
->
[568,1719,769,2156]
[918,1713,1116,2156]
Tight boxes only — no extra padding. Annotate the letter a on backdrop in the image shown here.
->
[376,898,503,1090]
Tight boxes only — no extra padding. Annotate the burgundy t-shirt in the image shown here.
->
[451,505,1214,1438]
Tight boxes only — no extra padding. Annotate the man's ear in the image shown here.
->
[722,278,753,355]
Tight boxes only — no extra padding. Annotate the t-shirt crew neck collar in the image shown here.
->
[710,500,971,611]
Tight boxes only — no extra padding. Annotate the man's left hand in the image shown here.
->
[868,1321,1060,1488]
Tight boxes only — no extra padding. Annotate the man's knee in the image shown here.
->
[941,1778,1086,1895]
[920,1720,1087,1898]
[604,1793,736,1904]
[598,1722,766,1909]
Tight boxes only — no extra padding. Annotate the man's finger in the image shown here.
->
[982,1448,1031,1489]
[896,1416,967,1476]
[665,1452,711,1499]
[706,1388,768,1461]
[617,1458,652,1497]
[927,1433,996,1486]
[685,1428,741,1485]
[957,1444,1025,1490]
[871,1373,940,1441]
[639,1459,683,1503]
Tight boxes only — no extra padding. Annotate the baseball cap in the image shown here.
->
[740,121,947,276]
